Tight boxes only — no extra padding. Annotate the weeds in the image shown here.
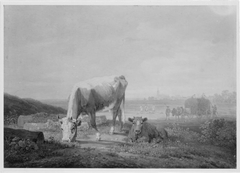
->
[165,123,200,144]
[199,119,236,153]
[4,137,74,164]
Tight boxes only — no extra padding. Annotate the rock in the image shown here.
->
[33,143,39,150]
[4,127,44,143]
[14,145,20,150]
[23,123,47,131]
[80,115,107,125]
[46,119,60,130]
[96,115,107,125]
[81,115,90,122]
[96,133,101,141]
[23,119,60,131]
[17,115,33,128]
[10,142,16,146]
[18,140,26,148]
[79,122,89,131]
[12,137,20,142]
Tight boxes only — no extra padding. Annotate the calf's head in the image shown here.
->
[128,117,148,135]
[58,116,81,142]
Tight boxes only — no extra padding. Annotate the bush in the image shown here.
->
[166,123,200,143]
[4,136,74,164]
[199,119,236,153]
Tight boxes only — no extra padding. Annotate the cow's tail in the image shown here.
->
[121,93,126,122]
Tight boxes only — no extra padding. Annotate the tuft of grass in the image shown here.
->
[108,121,236,168]
[4,138,74,165]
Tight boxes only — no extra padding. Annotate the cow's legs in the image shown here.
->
[89,111,101,141]
[118,109,123,132]
[110,109,117,135]
[120,98,125,123]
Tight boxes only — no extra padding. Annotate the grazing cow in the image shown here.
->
[58,75,128,142]
[128,117,167,143]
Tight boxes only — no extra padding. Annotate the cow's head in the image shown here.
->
[58,116,81,142]
[128,117,147,135]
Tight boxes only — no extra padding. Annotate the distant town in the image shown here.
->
[139,89,236,104]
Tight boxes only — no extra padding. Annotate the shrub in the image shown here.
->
[166,123,200,143]
[199,119,236,153]
[4,136,74,164]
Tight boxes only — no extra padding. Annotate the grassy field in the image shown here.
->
[4,101,236,168]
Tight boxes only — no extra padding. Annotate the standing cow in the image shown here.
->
[58,75,128,142]
[128,117,168,143]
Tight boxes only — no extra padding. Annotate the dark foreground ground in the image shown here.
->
[4,115,236,168]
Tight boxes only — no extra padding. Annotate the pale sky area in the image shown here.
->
[4,5,237,100]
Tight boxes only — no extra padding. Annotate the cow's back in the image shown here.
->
[73,75,125,111]
[141,122,160,141]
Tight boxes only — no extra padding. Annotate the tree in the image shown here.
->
[221,90,230,103]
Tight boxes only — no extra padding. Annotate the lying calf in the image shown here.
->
[128,117,168,143]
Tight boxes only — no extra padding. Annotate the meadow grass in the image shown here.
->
[108,119,236,168]
[4,136,74,165]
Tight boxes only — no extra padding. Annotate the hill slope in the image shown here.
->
[4,93,67,124]
[40,99,68,110]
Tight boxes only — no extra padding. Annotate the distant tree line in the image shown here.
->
[211,90,236,104]
[144,90,236,104]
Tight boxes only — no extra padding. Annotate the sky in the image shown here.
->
[4,4,237,100]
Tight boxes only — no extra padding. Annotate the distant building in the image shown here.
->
[155,88,170,100]
[157,88,160,100]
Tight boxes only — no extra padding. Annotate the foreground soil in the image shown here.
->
[4,116,237,168]
[4,131,236,168]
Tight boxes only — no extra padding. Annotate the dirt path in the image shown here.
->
[49,133,193,168]
[50,133,177,168]
[5,117,236,168]
[77,132,127,149]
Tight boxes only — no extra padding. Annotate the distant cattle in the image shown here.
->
[128,117,168,143]
[139,105,155,114]
[58,75,128,142]
[172,108,178,117]
[175,107,183,120]
[171,107,186,120]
